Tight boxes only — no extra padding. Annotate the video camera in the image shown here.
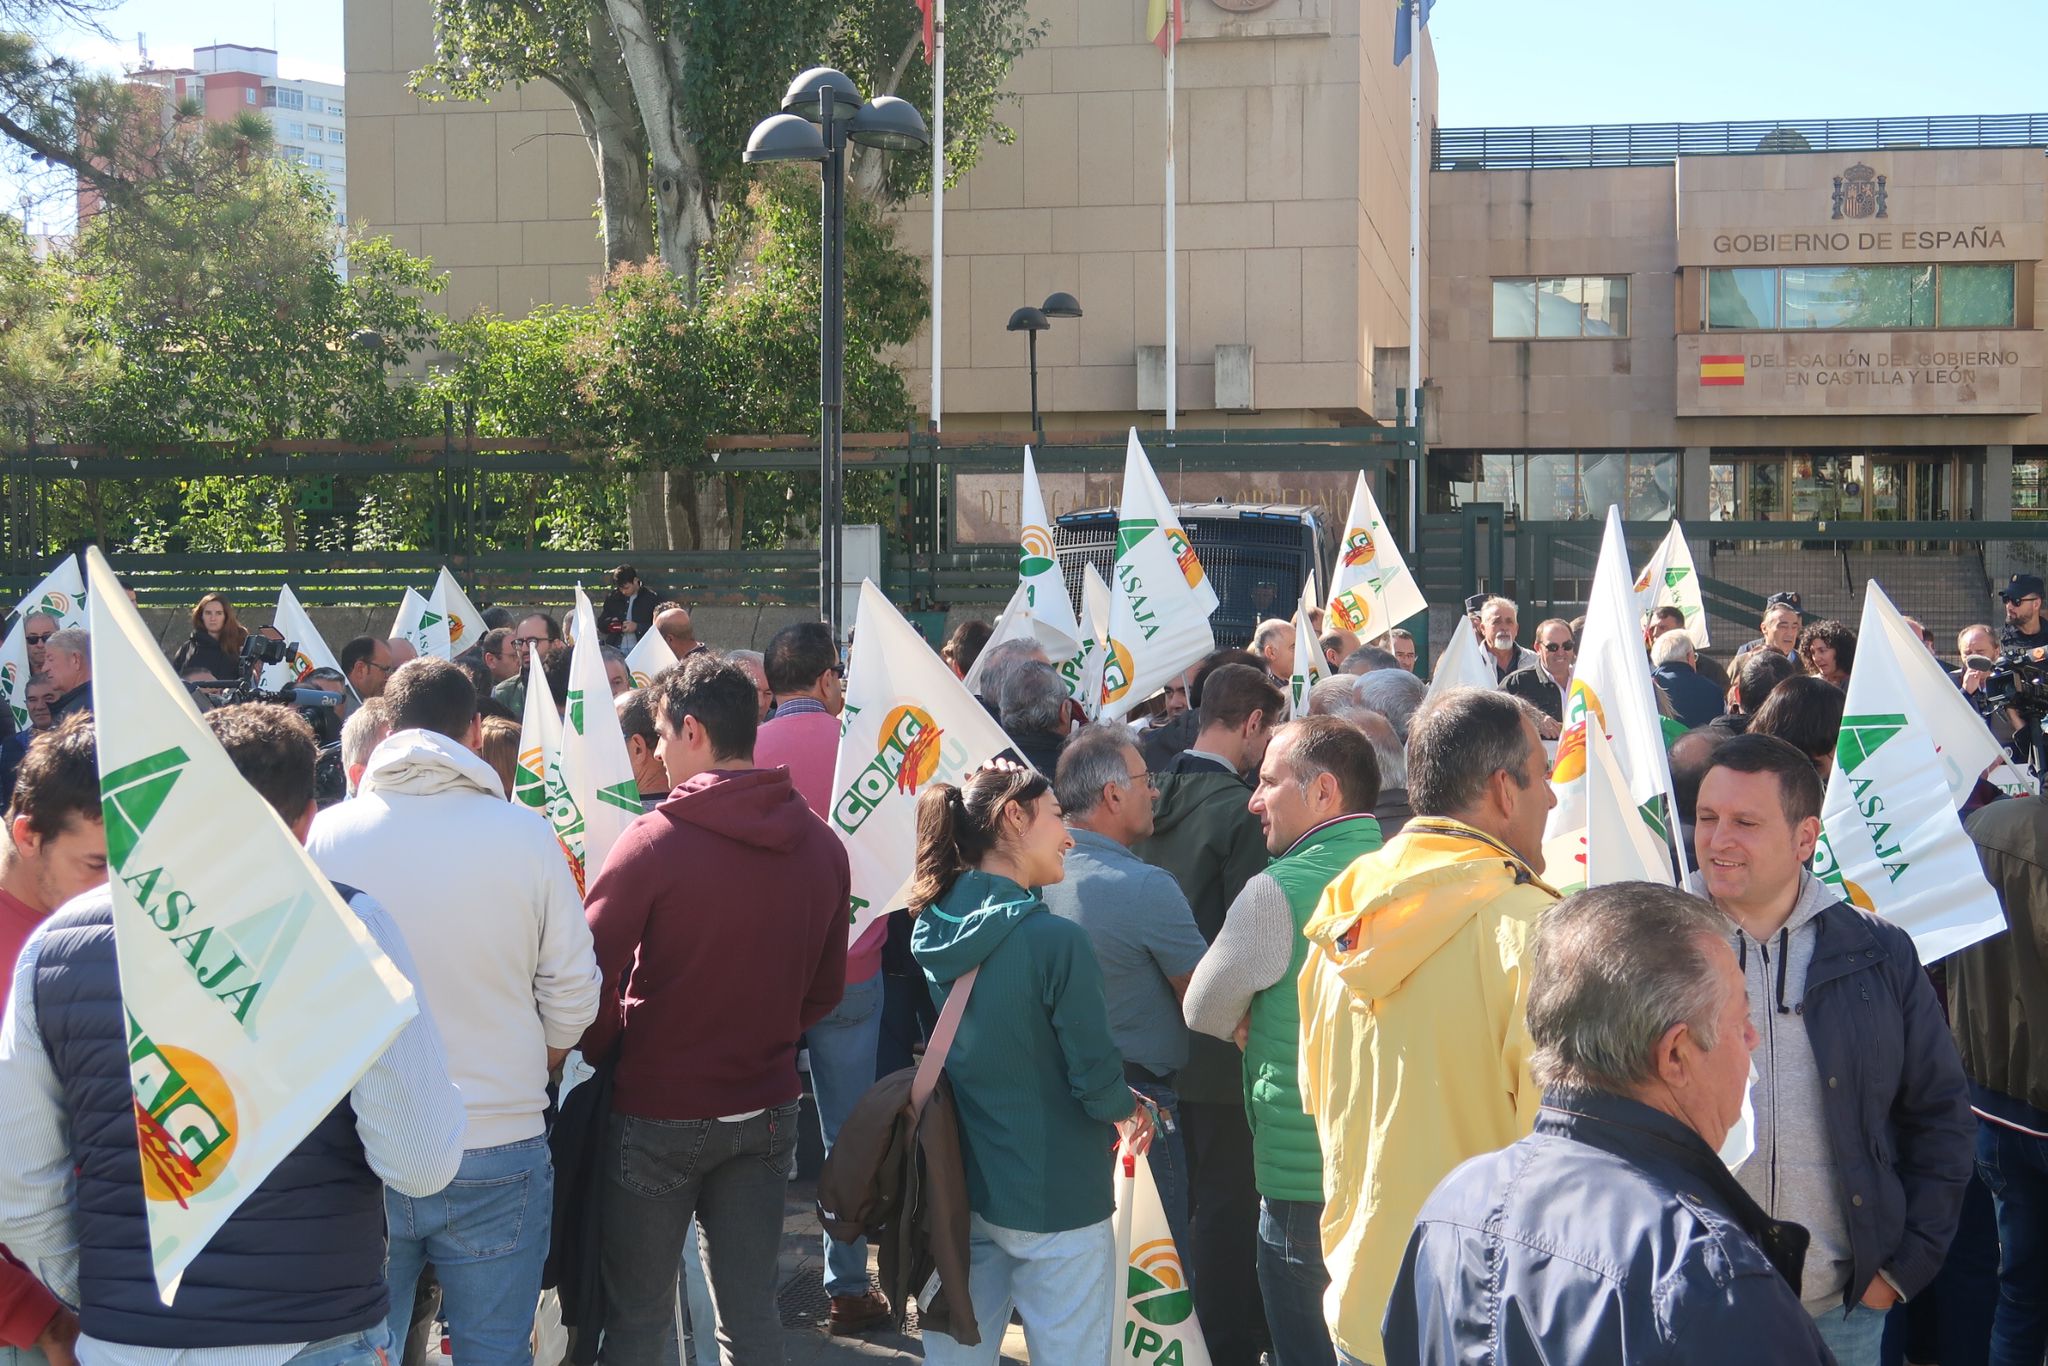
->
[1967,646,2048,724]
[183,634,349,806]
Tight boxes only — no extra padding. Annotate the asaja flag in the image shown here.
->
[1422,618,1493,705]
[1288,571,1327,719]
[1114,1148,1214,1366]
[561,587,643,887]
[258,585,348,693]
[1545,507,1685,889]
[832,581,1017,946]
[1147,0,1183,54]
[1583,720,1677,889]
[431,568,487,657]
[1837,581,1996,807]
[390,587,448,661]
[1812,581,2004,960]
[1054,563,1113,720]
[1100,432,1217,722]
[1633,522,1712,649]
[1325,472,1427,637]
[514,646,583,889]
[13,553,87,631]
[0,622,29,732]
[624,628,679,689]
[1017,447,1083,657]
[83,546,417,1304]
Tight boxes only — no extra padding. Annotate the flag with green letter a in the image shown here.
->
[1099,431,1216,723]
[83,546,417,1304]
[515,644,586,891]
[562,587,643,888]
[1113,1144,1214,1366]
[1814,580,2004,960]
[390,586,449,661]
[430,567,488,657]
[1633,521,1711,649]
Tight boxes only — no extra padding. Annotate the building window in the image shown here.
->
[266,86,303,110]
[330,127,345,145]
[1782,265,1933,330]
[1706,268,1777,329]
[282,145,305,162]
[329,155,344,171]
[1708,263,2014,330]
[287,121,303,138]
[1940,264,2016,327]
[1491,276,1630,338]
[1444,452,1676,519]
[306,152,323,168]
[244,89,256,104]
[305,125,322,141]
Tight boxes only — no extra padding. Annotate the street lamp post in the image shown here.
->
[745,71,929,644]
[1005,291,1083,447]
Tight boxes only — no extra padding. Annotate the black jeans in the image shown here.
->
[1181,1100,1269,1366]
[597,1103,800,1366]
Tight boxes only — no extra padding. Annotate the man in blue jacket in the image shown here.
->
[1650,630,1727,730]
[1385,881,1830,1364]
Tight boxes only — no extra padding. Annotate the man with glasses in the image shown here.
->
[489,614,563,714]
[1503,619,1576,737]
[2001,574,2048,651]
[341,635,397,701]
[19,614,56,674]
[1044,724,1209,1256]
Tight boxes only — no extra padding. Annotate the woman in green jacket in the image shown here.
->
[910,760,1156,1365]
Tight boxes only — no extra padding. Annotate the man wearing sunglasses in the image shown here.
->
[1502,619,1575,739]
[2001,573,2048,652]
[18,615,57,674]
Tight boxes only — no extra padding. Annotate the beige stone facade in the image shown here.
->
[342,0,1436,430]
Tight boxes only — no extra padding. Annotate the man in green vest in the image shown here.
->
[1185,715,1383,1366]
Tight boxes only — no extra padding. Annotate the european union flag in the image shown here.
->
[1392,0,1435,65]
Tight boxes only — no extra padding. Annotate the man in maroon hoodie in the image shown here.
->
[580,654,849,1366]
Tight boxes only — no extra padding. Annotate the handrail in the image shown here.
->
[1435,113,2048,171]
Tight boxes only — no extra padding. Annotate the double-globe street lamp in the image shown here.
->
[1006,292,1083,447]
[745,69,929,643]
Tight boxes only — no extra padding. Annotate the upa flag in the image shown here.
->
[1099,432,1217,722]
[1633,522,1712,649]
[514,647,583,889]
[1325,472,1427,637]
[1422,618,1493,706]
[1054,563,1112,719]
[624,628,678,689]
[431,568,487,657]
[1584,720,1678,888]
[832,581,1017,947]
[1545,507,1684,890]
[390,588,448,661]
[84,546,416,1303]
[13,553,88,631]
[1288,572,1327,719]
[561,588,643,887]
[0,623,29,731]
[1017,448,1083,657]
[1114,1148,1214,1366]
[1812,581,2004,960]
[258,585,347,693]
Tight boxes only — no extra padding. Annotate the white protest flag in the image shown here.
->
[1812,581,2004,960]
[14,553,88,630]
[831,580,1018,946]
[1545,507,1685,888]
[1099,434,1217,722]
[1583,717,1678,889]
[1843,582,1997,807]
[1422,618,1494,706]
[1288,571,1327,719]
[1054,563,1112,720]
[390,587,448,660]
[84,546,416,1303]
[1113,1148,1215,1366]
[431,567,488,656]
[561,588,643,887]
[1325,471,1426,637]
[1633,522,1712,649]
[624,628,679,689]
[0,623,29,732]
[513,647,583,889]
[1016,447,1083,656]
[258,585,348,692]
[961,580,1040,697]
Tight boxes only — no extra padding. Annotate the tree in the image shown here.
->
[0,214,113,445]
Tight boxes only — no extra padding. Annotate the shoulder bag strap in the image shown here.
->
[909,965,979,1118]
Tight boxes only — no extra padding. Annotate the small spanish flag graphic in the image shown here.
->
[1699,354,1746,386]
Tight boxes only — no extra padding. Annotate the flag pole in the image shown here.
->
[1406,0,1422,556]
[930,0,946,432]
[1164,32,1177,435]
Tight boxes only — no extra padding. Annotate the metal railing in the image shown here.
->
[1434,113,2048,171]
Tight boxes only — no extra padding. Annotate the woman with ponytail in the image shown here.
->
[909,760,1157,1364]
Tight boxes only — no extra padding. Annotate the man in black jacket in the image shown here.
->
[598,565,661,650]
[1501,619,1574,734]
[1386,882,1830,1365]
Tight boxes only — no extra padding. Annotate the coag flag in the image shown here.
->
[1422,618,1493,706]
[1100,432,1217,722]
[832,581,1017,947]
[431,568,488,657]
[624,628,678,689]
[1017,448,1083,656]
[1147,0,1183,54]
[1325,472,1426,638]
[1288,572,1327,719]
[514,647,583,890]
[1583,721,1678,888]
[258,586,348,694]
[1545,507,1684,890]
[1053,563,1112,720]
[1633,522,1712,649]
[13,553,87,631]
[1113,1146,1214,1366]
[390,587,448,661]
[1812,581,2004,960]
[561,588,642,888]
[0,623,29,731]
[84,546,417,1304]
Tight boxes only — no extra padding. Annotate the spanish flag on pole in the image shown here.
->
[1149,0,1183,53]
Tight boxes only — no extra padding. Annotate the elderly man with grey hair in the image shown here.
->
[1340,644,1400,675]
[1357,666,1426,742]
[723,647,771,720]
[43,628,91,723]
[1042,724,1208,1252]
[998,658,1073,776]
[340,696,393,798]
[1385,882,1830,1365]
[1251,617,1296,680]
[972,636,1049,720]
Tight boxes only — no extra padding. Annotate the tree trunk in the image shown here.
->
[849,33,925,200]
[604,0,716,297]
[549,1,656,269]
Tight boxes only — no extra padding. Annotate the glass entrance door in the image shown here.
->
[1710,452,1955,523]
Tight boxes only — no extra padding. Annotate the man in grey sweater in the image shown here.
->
[1692,735,1972,1366]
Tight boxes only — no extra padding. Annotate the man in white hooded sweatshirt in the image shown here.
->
[309,657,601,1364]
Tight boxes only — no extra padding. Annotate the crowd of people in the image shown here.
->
[0,558,2043,1366]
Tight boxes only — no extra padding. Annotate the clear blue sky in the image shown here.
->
[1430,0,2048,126]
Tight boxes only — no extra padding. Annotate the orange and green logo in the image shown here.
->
[33,592,77,620]
[833,703,946,835]
[1127,1239,1195,1328]
[1328,588,1372,634]
[1020,525,1057,579]
[1100,640,1138,705]
[129,1017,238,1208]
[1340,527,1377,568]
[1164,528,1203,589]
[1550,681,1608,784]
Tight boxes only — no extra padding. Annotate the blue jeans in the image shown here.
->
[1129,1077,1191,1259]
[1258,1197,1335,1366]
[285,1324,397,1364]
[1978,1117,2048,1366]
[809,971,884,1298]
[1812,1301,1889,1366]
[385,1135,554,1366]
[923,1214,1118,1366]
